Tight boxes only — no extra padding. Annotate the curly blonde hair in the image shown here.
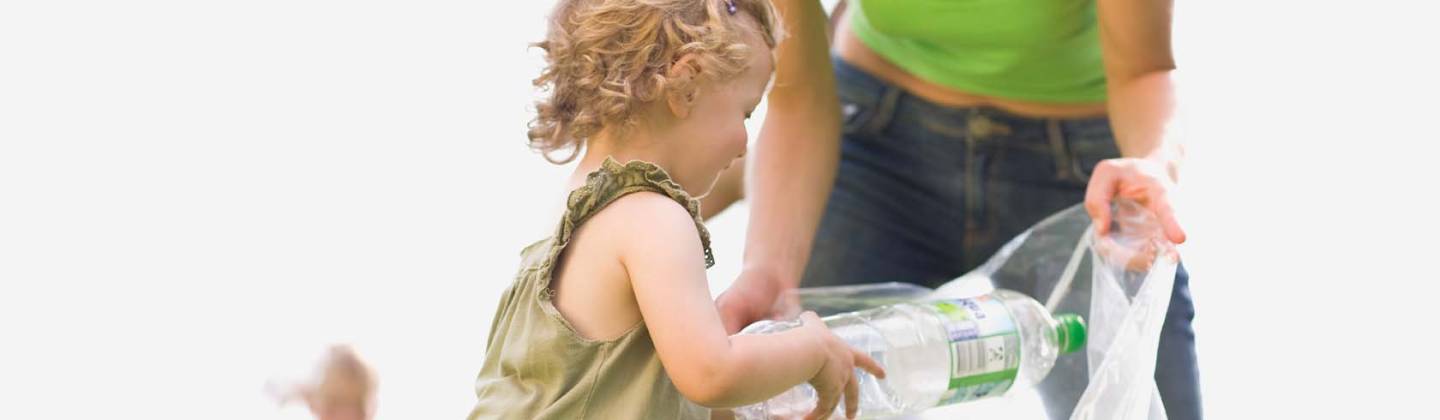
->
[529,0,780,163]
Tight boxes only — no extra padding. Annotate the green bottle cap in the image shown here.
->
[1055,313,1086,354]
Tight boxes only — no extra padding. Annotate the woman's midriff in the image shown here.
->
[833,13,1109,119]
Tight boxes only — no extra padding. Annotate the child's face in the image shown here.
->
[663,28,772,197]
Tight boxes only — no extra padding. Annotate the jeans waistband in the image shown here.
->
[830,55,1110,132]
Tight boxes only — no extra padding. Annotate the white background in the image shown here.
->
[3,0,1438,419]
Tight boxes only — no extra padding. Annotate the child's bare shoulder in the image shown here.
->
[585,191,702,255]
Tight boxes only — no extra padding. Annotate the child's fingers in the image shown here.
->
[806,383,839,420]
[800,311,823,325]
[843,374,859,419]
[850,348,885,380]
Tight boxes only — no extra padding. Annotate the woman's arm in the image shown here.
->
[1098,0,1177,161]
[715,0,841,333]
[1091,0,1187,242]
[743,0,841,289]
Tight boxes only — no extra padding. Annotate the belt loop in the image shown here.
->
[963,108,985,235]
[860,85,902,137]
[966,109,1013,140]
[1046,119,1077,182]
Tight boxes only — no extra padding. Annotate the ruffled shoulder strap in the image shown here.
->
[554,157,714,269]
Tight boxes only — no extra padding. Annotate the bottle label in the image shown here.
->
[930,296,1020,405]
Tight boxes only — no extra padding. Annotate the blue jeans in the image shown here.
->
[801,57,1203,420]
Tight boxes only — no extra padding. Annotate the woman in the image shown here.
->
[704,0,1200,418]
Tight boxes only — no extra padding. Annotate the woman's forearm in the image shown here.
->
[1097,0,1181,177]
[743,0,841,287]
[1106,70,1184,180]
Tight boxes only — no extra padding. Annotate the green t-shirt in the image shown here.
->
[850,0,1107,103]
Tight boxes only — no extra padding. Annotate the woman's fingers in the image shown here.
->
[1086,158,1186,244]
[1084,160,1120,237]
[1147,194,1187,244]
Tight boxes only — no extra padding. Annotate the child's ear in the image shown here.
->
[665,54,701,119]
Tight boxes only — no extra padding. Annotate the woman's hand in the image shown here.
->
[1090,198,1179,272]
[716,267,802,334]
[800,311,885,420]
[1084,157,1186,244]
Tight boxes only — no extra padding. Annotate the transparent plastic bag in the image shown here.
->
[792,282,933,317]
[1070,200,1176,420]
[783,200,1176,420]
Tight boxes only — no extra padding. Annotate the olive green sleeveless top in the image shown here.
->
[469,158,714,420]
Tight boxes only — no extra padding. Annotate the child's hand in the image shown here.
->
[268,344,376,420]
[800,311,886,420]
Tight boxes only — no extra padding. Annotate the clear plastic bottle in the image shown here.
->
[733,289,1086,419]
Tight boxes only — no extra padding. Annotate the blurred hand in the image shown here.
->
[799,311,885,420]
[267,345,376,420]
[1084,157,1186,244]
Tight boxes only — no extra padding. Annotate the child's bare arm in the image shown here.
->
[608,193,819,406]
[605,193,878,411]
